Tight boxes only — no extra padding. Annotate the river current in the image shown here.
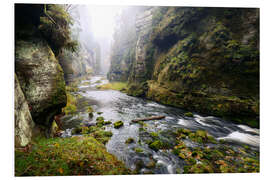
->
[60,76,259,174]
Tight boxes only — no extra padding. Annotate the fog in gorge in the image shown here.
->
[68,5,123,75]
[14,4,260,175]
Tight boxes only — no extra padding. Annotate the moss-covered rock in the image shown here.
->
[184,112,194,117]
[15,74,35,147]
[96,116,104,122]
[148,140,165,151]
[134,147,144,153]
[125,137,135,144]
[109,7,259,127]
[113,121,124,129]
[15,34,66,126]
[172,128,259,173]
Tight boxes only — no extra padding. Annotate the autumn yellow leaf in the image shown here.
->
[58,167,63,174]
[54,143,60,148]
[79,161,84,167]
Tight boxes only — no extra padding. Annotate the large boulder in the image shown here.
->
[15,74,35,147]
[15,36,67,126]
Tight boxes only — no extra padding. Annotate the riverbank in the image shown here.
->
[63,76,260,174]
[15,76,259,175]
[15,136,130,176]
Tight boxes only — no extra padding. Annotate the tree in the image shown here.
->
[38,4,78,55]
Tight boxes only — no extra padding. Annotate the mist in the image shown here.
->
[68,5,124,75]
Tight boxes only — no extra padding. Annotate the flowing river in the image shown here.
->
[60,76,259,174]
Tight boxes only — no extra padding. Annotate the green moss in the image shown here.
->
[96,116,104,122]
[66,85,78,92]
[71,127,82,135]
[125,138,135,144]
[51,63,66,106]
[15,136,129,176]
[62,92,77,115]
[86,106,93,113]
[176,128,217,144]
[96,82,128,91]
[103,121,112,125]
[148,140,165,151]
[127,82,148,97]
[113,121,124,129]
[134,148,143,153]
[173,128,259,173]
[184,112,194,117]
[150,132,159,138]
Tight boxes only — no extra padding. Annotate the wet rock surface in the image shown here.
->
[60,76,259,174]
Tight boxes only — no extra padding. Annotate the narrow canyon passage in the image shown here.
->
[15,4,260,176]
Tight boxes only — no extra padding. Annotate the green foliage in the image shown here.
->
[39,4,77,55]
[127,82,149,97]
[152,7,169,26]
[15,136,130,176]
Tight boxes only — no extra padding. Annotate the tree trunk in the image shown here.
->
[131,116,165,123]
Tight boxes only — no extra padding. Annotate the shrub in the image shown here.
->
[38,4,78,55]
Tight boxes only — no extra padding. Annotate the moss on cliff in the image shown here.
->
[114,7,259,127]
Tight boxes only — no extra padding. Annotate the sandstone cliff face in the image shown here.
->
[129,7,154,83]
[15,34,67,126]
[15,74,35,147]
[58,44,95,83]
[109,7,260,127]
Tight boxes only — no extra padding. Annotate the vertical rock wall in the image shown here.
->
[15,36,67,126]
[109,7,259,127]
[130,8,154,83]
[15,74,35,147]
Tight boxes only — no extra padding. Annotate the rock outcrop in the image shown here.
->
[129,7,154,83]
[58,44,95,83]
[109,7,260,127]
[15,74,35,147]
[15,32,67,126]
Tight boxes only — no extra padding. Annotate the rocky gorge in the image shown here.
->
[108,7,259,128]
[14,4,100,146]
[14,4,260,176]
